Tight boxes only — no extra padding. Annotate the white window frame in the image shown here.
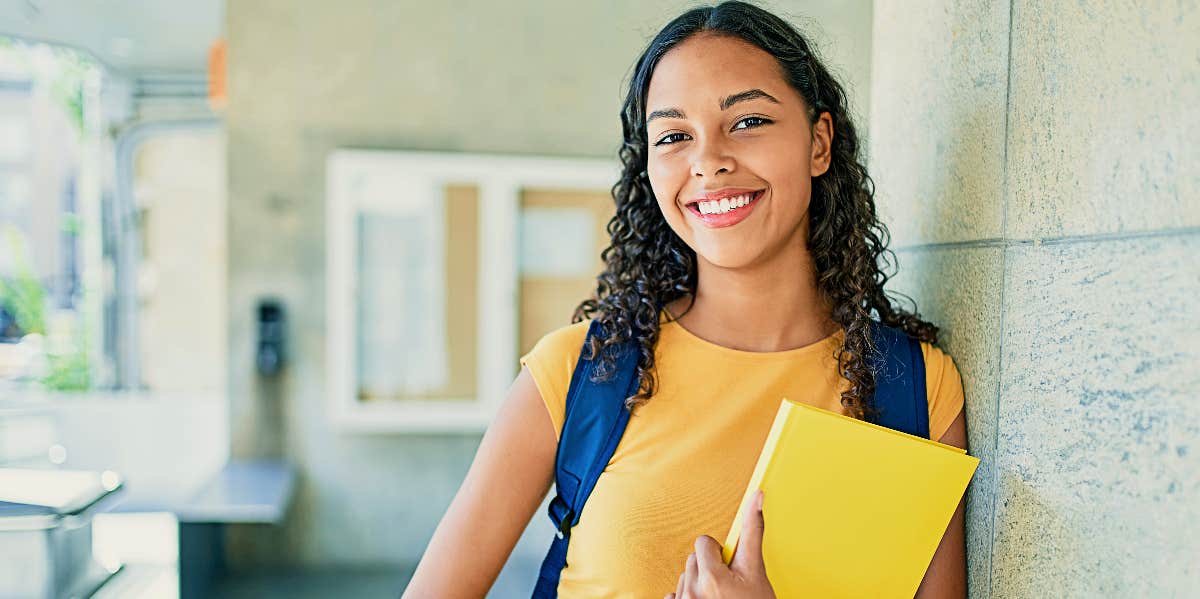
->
[326,149,619,433]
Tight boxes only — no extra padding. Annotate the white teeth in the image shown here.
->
[696,192,755,215]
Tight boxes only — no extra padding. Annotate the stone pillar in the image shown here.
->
[872,1,1199,596]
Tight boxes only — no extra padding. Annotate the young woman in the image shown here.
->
[404,2,968,598]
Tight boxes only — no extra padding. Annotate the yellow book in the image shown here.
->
[721,398,979,598]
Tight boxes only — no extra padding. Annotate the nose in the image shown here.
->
[690,136,736,179]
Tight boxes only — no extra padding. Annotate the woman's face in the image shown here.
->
[645,33,833,270]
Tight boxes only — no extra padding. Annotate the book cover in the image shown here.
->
[721,398,979,598]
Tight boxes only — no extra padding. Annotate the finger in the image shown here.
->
[732,488,766,573]
[665,595,675,599]
[674,569,685,599]
[681,552,697,597]
[694,535,725,574]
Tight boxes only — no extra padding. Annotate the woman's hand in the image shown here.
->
[665,489,776,599]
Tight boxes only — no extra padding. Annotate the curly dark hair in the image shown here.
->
[572,0,938,421]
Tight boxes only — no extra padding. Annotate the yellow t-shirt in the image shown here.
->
[519,315,965,599]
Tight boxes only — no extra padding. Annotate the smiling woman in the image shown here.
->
[645,36,827,263]
[403,3,969,598]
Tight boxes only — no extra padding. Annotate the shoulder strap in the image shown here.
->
[866,320,930,439]
[532,319,927,598]
[533,320,639,599]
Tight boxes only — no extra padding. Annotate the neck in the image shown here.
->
[666,237,838,353]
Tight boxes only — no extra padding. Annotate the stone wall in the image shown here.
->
[873,1,1199,596]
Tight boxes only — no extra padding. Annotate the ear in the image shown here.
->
[809,111,834,177]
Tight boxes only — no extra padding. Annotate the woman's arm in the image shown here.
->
[401,367,558,598]
[913,409,969,599]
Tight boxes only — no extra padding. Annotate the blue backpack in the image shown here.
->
[530,319,928,598]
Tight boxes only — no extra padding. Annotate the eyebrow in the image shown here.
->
[646,88,781,123]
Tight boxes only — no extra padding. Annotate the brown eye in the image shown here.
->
[654,132,691,146]
[732,116,772,130]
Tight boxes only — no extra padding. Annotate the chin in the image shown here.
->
[694,244,762,270]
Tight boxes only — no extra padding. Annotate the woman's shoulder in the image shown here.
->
[525,319,593,362]
[918,341,955,371]
[918,341,965,442]
[519,319,594,441]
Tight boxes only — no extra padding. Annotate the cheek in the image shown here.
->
[647,159,684,211]
[649,182,683,234]
[753,151,813,213]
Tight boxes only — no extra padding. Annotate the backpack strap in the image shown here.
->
[531,319,927,598]
[532,320,640,599]
[865,320,930,439]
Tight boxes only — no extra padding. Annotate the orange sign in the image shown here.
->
[208,38,226,110]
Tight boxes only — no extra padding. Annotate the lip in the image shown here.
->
[684,188,765,229]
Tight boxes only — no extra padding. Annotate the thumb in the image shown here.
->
[731,488,766,573]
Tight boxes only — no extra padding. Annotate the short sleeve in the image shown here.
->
[921,342,965,443]
[518,320,592,441]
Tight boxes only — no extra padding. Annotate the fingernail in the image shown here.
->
[756,489,764,511]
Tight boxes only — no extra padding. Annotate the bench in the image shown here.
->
[112,459,296,599]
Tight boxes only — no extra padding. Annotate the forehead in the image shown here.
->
[646,33,791,111]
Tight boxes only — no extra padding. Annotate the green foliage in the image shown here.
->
[41,343,90,391]
[0,226,91,391]
[0,36,97,137]
[49,50,89,135]
[0,226,46,335]
[61,213,82,236]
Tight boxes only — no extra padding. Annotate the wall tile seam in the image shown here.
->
[986,249,1007,599]
[987,261,1007,599]
[890,225,1200,254]
[990,1,1017,595]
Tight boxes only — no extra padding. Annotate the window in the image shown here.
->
[0,39,104,394]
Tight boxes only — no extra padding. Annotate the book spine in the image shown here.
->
[721,398,794,563]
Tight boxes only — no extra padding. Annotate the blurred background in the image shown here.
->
[0,1,1195,598]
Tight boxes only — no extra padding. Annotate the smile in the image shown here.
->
[684,189,765,229]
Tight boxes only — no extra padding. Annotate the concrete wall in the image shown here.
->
[135,129,227,393]
[224,0,874,572]
[872,1,1199,597]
